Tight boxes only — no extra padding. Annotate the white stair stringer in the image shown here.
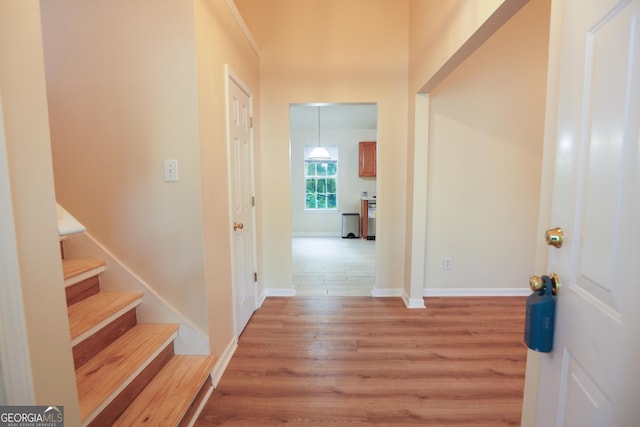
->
[63,233,209,355]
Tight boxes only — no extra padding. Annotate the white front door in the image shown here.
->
[535,0,640,425]
[227,69,257,336]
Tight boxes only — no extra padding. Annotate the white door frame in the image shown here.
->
[0,90,35,404]
[225,65,258,339]
[406,94,430,308]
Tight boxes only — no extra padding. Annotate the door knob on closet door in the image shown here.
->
[233,222,244,231]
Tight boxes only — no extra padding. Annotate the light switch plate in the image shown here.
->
[164,159,179,182]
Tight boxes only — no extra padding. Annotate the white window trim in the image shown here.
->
[303,146,339,211]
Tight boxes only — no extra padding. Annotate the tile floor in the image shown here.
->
[292,236,375,296]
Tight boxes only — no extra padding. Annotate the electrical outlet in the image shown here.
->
[443,257,452,270]
[164,159,179,182]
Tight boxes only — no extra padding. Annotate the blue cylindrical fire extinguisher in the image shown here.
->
[524,275,556,353]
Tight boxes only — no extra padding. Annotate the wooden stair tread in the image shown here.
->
[63,258,106,280]
[68,291,143,341]
[76,323,179,422]
[113,355,217,426]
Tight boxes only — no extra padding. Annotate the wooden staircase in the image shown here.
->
[62,250,216,426]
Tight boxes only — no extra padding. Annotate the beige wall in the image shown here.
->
[424,0,551,290]
[0,1,80,423]
[408,0,520,160]
[194,0,260,354]
[41,0,208,332]
[409,0,522,92]
[235,0,410,291]
[405,0,530,299]
[40,0,260,356]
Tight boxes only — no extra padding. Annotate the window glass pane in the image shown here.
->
[327,178,336,193]
[327,194,337,208]
[305,194,315,209]
[306,162,316,176]
[327,163,337,175]
[316,163,327,176]
[317,179,326,193]
[317,194,327,208]
[306,178,316,193]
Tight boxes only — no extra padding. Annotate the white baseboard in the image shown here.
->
[291,232,342,237]
[261,287,527,301]
[424,288,531,297]
[210,338,238,388]
[371,288,403,297]
[261,288,296,298]
[373,288,422,310]
[372,287,528,306]
[372,288,424,309]
[402,290,426,309]
[257,292,266,308]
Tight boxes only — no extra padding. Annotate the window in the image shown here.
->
[305,147,338,210]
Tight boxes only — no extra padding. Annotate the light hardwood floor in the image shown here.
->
[196,296,527,426]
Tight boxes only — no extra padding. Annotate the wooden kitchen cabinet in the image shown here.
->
[359,141,376,177]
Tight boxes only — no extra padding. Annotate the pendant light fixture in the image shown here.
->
[308,106,331,160]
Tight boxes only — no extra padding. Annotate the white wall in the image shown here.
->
[290,125,377,235]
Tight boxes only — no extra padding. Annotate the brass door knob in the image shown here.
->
[529,275,544,292]
[545,227,564,248]
[529,273,561,295]
[233,222,244,231]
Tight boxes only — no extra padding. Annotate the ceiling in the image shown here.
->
[290,103,377,130]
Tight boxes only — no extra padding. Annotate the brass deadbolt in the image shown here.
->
[545,227,564,248]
